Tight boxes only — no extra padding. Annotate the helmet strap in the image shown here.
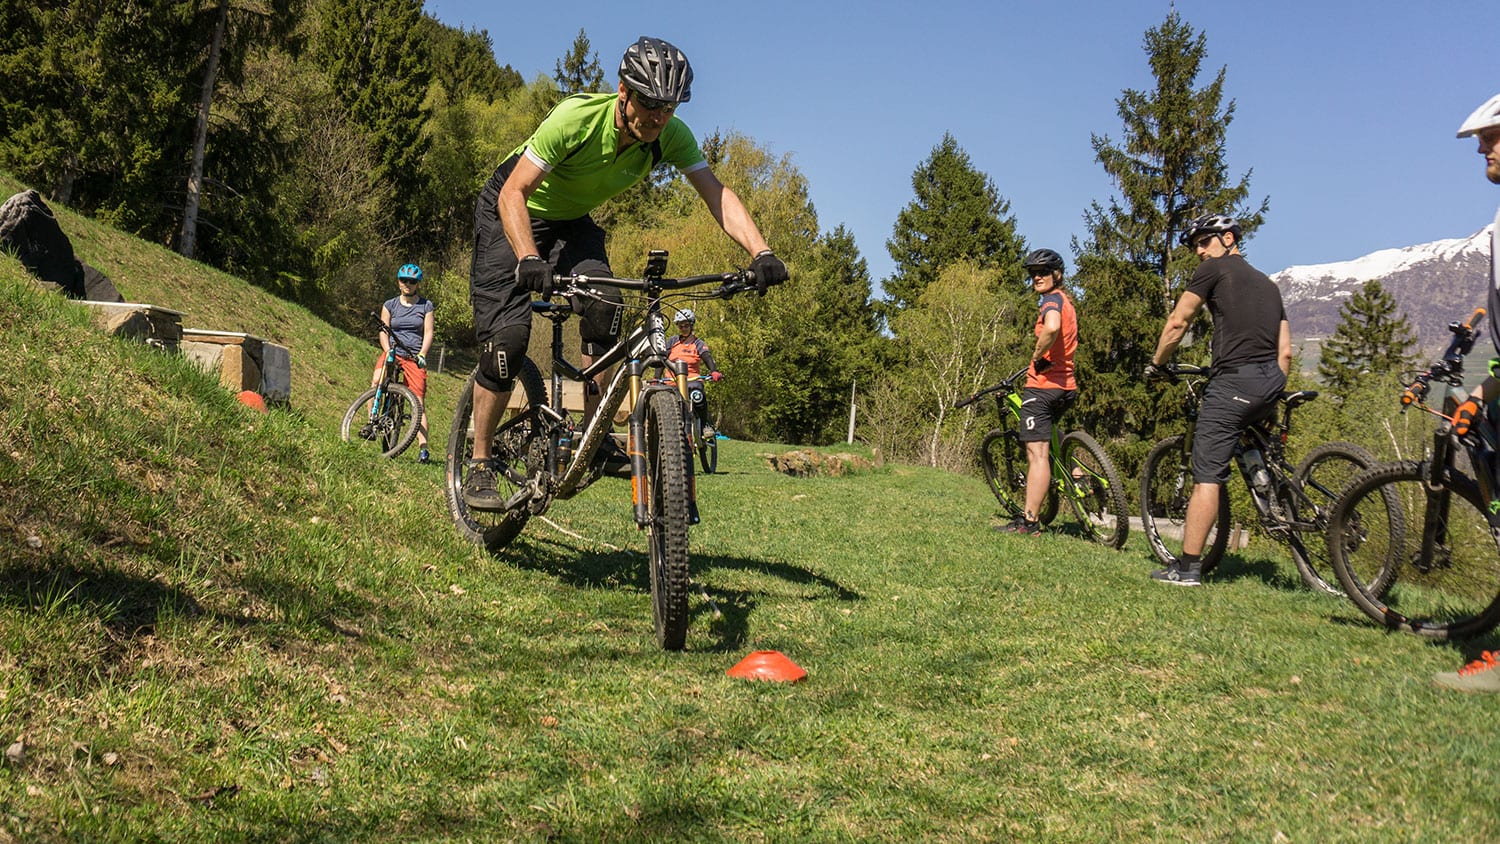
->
[617,94,645,145]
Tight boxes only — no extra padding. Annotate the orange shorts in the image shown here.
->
[373,352,426,399]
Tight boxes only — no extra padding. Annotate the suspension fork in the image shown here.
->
[1418,432,1457,570]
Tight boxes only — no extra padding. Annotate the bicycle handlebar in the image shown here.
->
[1401,307,1485,409]
[954,366,1032,409]
[550,269,757,297]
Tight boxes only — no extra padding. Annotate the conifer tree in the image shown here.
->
[317,0,433,243]
[1317,279,1417,396]
[884,133,1026,315]
[1073,11,1267,442]
[553,29,604,95]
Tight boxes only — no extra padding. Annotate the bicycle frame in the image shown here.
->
[499,254,751,527]
[1397,307,1500,567]
[965,367,1108,508]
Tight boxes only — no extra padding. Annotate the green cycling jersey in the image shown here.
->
[510,92,708,221]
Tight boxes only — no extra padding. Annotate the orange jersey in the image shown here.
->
[1027,290,1077,391]
[666,335,716,379]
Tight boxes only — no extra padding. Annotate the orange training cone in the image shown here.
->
[727,650,807,683]
[237,390,267,413]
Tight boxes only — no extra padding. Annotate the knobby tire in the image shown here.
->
[340,384,422,458]
[1058,431,1129,549]
[444,361,548,551]
[644,390,692,650]
[1140,434,1230,574]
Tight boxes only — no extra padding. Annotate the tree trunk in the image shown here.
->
[179,1,228,260]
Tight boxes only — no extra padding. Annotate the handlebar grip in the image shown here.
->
[1465,307,1487,330]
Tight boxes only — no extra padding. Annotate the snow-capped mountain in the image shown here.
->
[1270,226,1492,362]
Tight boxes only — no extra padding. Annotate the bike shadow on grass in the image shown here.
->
[500,536,863,653]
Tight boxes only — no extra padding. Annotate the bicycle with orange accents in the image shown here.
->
[1326,307,1500,639]
[443,249,766,650]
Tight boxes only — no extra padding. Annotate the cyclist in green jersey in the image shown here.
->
[463,36,789,511]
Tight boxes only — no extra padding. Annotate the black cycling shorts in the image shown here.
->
[1192,361,1286,484]
[1018,388,1076,443]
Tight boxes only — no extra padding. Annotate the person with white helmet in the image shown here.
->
[1144,213,1291,586]
[1434,93,1500,692]
[463,37,789,510]
[666,308,722,438]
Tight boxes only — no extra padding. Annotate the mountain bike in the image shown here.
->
[339,316,423,458]
[1140,364,1385,593]
[443,250,763,650]
[955,366,1129,548]
[1327,308,1500,639]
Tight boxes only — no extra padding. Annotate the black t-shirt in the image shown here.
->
[1185,253,1286,370]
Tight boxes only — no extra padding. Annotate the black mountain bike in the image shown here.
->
[955,366,1129,548]
[1327,308,1500,639]
[444,250,763,650]
[340,316,422,458]
[1140,364,1383,593]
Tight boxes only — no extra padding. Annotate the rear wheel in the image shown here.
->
[340,384,422,458]
[1286,442,1380,594]
[1140,434,1230,573]
[1328,461,1500,640]
[693,416,718,474]
[1058,431,1129,548]
[444,361,548,551]
[643,390,692,650]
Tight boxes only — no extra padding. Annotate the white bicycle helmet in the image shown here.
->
[675,308,695,324]
[1457,93,1500,138]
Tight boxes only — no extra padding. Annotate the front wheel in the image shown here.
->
[340,384,422,458]
[444,361,548,551]
[980,427,1057,523]
[643,390,692,651]
[1328,461,1500,640]
[1140,434,1230,573]
[1286,441,1381,594]
[1057,431,1129,548]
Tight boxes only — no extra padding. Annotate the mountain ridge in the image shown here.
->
[1269,225,1492,362]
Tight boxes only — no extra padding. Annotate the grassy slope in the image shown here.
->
[1,187,1498,841]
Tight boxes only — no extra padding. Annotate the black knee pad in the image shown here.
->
[476,324,529,393]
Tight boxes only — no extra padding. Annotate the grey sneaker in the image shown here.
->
[1434,651,1500,693]
[417,446,430,464]
[461,460,504,511]
[994,517,1042,536]
[1151,560,1201,586]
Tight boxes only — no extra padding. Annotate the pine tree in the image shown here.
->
[884,133,1026,315]
[317,0,433,243]
[553,29,604,95]
[1317,279,1417,396]
[1073,11,1268,443]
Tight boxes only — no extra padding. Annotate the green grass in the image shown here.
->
[2,189,1499,841]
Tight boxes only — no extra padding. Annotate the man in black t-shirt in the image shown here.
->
[1145,213,1291,586]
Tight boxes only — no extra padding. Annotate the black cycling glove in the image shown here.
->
[517,256,551,293]
[749,251,789,296]
[1032,357,1052,374]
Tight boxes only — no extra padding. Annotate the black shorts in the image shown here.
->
[1192,361,1286,483]
[471,159,623,356]
[1018,388,1076,443]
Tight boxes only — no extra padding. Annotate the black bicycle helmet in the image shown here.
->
[1179,213,1241,247]
[619,36,693,104]
[1022,248,1065,274]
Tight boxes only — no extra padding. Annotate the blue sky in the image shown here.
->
[422,0,1492,286]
